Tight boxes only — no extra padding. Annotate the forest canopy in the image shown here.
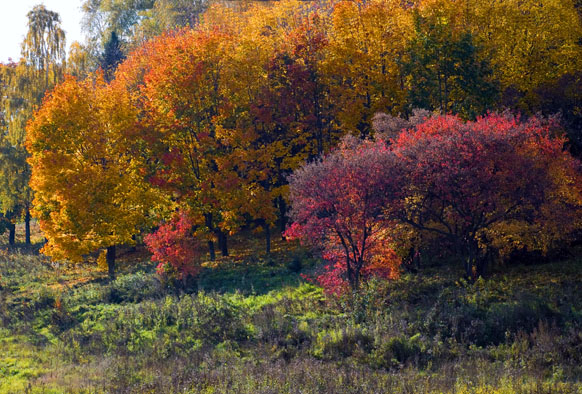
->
[13,0,582,286]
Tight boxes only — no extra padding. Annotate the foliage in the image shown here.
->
[0,6,67,247]
[144,211,202,280]
[25,0,582,269]
[402,9,498,118]
[26,75,160,276]
[287,135,401,292]
[389,113,582,278]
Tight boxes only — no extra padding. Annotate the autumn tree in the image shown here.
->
[286,136,401,292]
[472,0,582,95]
[27,75,160,279]
[126,28,236,259]
[324,0,413,136]
[389,114,582,278]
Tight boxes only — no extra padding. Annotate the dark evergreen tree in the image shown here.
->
[100,31,125,82]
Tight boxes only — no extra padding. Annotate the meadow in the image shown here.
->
[1,228,582,393]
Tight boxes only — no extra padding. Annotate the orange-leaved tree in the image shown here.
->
[131,28,238,259]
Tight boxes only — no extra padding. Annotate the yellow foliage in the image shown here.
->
[27,74,163,262]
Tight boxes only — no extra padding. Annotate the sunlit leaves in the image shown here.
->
[26,75,160,265]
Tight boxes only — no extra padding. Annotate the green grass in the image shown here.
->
[2,241,582,393]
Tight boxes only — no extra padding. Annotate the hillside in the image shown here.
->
[1,236,582,393]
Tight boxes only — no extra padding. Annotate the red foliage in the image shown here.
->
[286,135,401,293]
[390,113,582,278]
[144,212,202,280]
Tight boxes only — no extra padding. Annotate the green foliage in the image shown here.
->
[402,12,498,118]
[2,246,582,391]
[313,324,373,360]
[104,272,162,303]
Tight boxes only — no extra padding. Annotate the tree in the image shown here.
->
[81,0,154,54]
[0,139,30,246]
[67,41,91,79]
[0,7,66,246]
[471,0,582,95]
[402,8,498,119]
[136,0,209,40]
[27,75,160,279]
[22,4,66,100]
[286,136,401,292]
[324,0,413,136]
[389,114,582,278]
[128,28,235,260]
[99,31,125,81]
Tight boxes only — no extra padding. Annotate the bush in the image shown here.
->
[144,211,202,282]
[372,334,422,369]
[313,324,374,360]
[105,272,162,304]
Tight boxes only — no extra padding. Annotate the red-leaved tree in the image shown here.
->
[389,113,582,278]
[144,211,202,281]
[286,136,401,293]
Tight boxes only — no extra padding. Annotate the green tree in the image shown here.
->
[402,10,498,119]
[81,0,154,58]
[0,5,66,245]
[99,31,125,81]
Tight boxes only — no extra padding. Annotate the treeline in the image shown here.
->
[16,0,582,278]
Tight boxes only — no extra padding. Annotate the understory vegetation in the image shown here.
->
[1,234,582,393]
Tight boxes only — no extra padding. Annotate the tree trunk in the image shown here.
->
[106,245,116,281]
[129,234,137,253]
[278,196,287,239]
[218,230,228,257]
[476,249,491,279]
[464,255,473,280]
[463,240,481,281]
[8,222,15,246]
[25,209,31,246]
[265,224,271,255]
[207,241,216,261]
[205,213,216,261]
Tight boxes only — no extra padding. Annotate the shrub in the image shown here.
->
[144,211,202,282]
[372,334,422,369]
[313,324,374,360]
[286,135,401,294]
[105,272,163,303]
[389,114,582,278]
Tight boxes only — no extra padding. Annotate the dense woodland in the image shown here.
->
[2,0,582,392]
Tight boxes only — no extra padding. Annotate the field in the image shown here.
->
[1,230,582,393]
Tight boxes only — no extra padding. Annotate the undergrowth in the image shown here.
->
[1,244,582,393]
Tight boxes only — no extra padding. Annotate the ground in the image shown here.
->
[1,228,582,393]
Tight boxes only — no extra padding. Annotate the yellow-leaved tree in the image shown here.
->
[26,74,161,279]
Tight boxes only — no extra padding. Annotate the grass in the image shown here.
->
[1,233,582,393]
